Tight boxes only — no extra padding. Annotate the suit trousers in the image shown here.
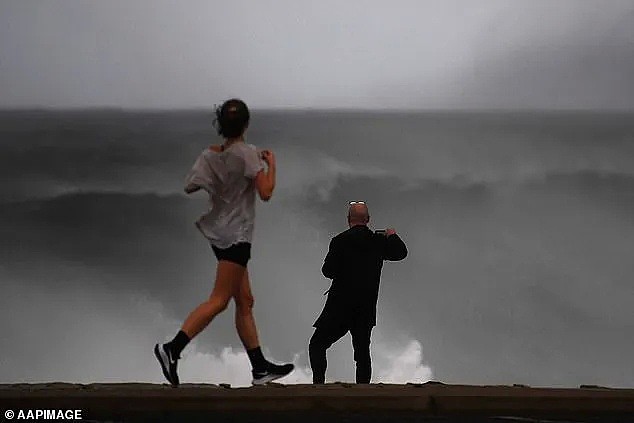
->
[309,320,373,384]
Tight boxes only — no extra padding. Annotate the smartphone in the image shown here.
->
[375,229,387,235]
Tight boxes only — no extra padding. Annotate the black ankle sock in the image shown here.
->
[246,346,268,372]
[166,330,190,358]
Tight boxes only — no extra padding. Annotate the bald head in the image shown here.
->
[347,203,370,227]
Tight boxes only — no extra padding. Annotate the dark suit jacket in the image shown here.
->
[314,224,408,328]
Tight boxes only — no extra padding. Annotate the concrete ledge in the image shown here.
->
[1,383,633,422]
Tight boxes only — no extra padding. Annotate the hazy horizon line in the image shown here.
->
[1,106,634,114]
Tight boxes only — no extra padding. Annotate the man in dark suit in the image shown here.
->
[309,201,408,384]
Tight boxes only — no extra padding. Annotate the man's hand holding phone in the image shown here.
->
[376,228,397,237]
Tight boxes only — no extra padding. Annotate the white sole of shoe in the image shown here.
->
[252,373,288,386]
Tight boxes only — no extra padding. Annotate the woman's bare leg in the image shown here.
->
[155,260,246,386]
[181,260,246,339]
[233,269,295,384]
[234,269,260,350]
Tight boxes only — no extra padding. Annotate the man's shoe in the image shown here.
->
[154,343,180,387]
[252,362,294,385]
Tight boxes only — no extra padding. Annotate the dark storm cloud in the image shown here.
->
[1,1,633,109]
[449,4,634,110]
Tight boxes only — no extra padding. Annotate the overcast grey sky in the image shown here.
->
[1,0,633,109]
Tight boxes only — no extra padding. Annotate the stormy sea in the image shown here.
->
[1,109,632,388]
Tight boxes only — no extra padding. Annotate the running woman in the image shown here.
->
[154,99,294,386]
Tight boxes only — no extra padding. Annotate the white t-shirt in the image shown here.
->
[185,142,264,249]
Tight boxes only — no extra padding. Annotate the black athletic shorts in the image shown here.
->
[211,242,251,268]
